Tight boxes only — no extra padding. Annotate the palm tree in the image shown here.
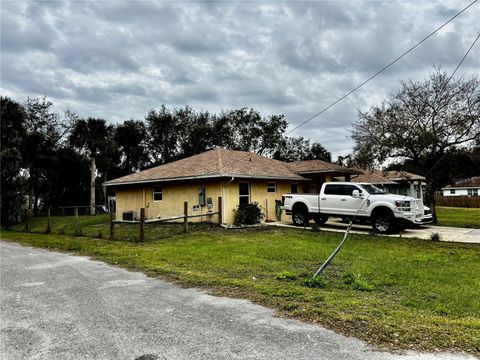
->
[115,119,148,174]
[69,118,108,215]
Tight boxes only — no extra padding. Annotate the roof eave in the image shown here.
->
[297,169,363,175]
[104,173,308,187]
[388,177,425,181]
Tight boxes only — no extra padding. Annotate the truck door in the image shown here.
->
[321,184,344,214]
[341,184,366,216]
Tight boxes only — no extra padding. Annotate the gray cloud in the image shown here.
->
[1,0,478,158]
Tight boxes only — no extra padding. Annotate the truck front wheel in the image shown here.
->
[292,206,309,226]
[372,210,397,234]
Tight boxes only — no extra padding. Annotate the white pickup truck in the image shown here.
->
[282,182,425,234]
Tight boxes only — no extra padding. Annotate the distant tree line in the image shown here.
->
[3,69,477,226]
[0,97,331,226]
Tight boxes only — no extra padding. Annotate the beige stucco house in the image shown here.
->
[104,148,360,225]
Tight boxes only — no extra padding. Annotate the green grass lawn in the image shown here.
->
[2,217,480,355]
[436,206,480,228]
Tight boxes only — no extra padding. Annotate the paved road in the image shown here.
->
[0,241,473,360]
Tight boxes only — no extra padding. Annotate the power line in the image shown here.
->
[448,32,480,82]
[312,29,480,277]
[286,0,478,136]
[422,31,480,180]
[209,1,479,181]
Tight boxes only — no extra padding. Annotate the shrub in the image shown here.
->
[276,271,298,280]
[430,232,441,242]
[434,305,449,316]
[344,272,374,292]
[282,303,299,311]
[303,276,327,288]
[234,202,263,225]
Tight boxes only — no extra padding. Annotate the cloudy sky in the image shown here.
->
[1,0,478,158]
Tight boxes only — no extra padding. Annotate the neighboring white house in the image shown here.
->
[442,176,480,196]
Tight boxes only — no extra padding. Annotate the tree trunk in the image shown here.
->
[33,192,39,215]
[28,187,33,212]
[430,198,438,224]
[425,181,438,224]
[27,167,35,213]
[90,156,96,216]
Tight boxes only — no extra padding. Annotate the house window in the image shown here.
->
[239,182,250,206]
[468,189,478,196]
[450,189,456,195]
[267,182,276,193]
[153,186,163,201]
[290,183,298,194]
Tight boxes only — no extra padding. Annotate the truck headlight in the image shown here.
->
[395,201,411,211]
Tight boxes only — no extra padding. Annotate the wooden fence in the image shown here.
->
[434,194,480,208]
[110,197,222,241]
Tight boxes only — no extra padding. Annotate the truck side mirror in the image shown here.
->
[352,190,363,198]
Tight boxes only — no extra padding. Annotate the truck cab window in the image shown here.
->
[324,184,342,195]
[343,185,360,196]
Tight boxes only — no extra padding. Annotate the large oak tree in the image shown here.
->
[352,68,480,220]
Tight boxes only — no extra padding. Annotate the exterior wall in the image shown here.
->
[115,180,222,223]
[442,188,479,196]
[221,179,302,224]
[381,181,426,201]
[115,178,306,224]
[299,175,334,193]
[115,187,145,219]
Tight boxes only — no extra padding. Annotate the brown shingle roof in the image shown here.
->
[352,169,425,184]
[286,159,362,175]
[352,169,397,184]
[105,149,307,186]
[385,171,425,181]
[445,176,480,188]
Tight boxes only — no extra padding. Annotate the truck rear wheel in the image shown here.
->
[313,214,328,225]
[292,206,309,226]
[372,210,397,234]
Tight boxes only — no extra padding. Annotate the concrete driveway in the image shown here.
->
[0,241,474,360]
[271,219,480,244]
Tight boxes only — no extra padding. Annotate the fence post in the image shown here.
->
[74,207,80,234]
[218,196,222,225]
[24,209,30,231]
[46,207,51,234]
[109,210,115,240]
[183,201,188,233]
[139,208,145,242]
